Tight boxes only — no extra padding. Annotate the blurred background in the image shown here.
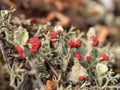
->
[0,0,120,90]
[0,0,120,43]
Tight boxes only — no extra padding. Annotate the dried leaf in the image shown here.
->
[45,79,56,90]
[97,26,109,43]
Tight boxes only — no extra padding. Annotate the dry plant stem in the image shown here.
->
[44,58,65,86]
[57,72,62,83]
[44,58,58,77]
[34,25,42,37]
[8,8,12,23]
[0,39,11,71]
[29,61,45,90]
[102,78,109,89]
[0,40,7,62]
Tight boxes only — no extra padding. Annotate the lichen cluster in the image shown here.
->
[0,9,120,90]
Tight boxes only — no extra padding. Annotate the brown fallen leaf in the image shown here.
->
[97,26,109,43]
[46,11,70,26]
[56,12,70,26]
[45,79,56,90]
[4,0,16,8]
[54,0,63,11]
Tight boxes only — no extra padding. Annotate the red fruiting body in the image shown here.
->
[28,37,41,53]
[90,36,99,46]
[29,18,35,24]
[85,55,91,61]
[55,30,62,34]
[92,40,99,46]
[78,76,85,81]
[51,39,58,43]
[17,45,24,58]
[100,54,109,61]
[67,40,75,48]
[68,40,81,48]
[75,39,81,48]
[49,32,57,39]
[74,53,82,61]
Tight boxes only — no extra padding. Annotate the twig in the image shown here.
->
[0,40,8,62]
[102,78,109,89]
[44,58,67,86]
[29,61,45,90]
[44,58,58,77]
[0,39,11,71]
[34,25,42,37]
